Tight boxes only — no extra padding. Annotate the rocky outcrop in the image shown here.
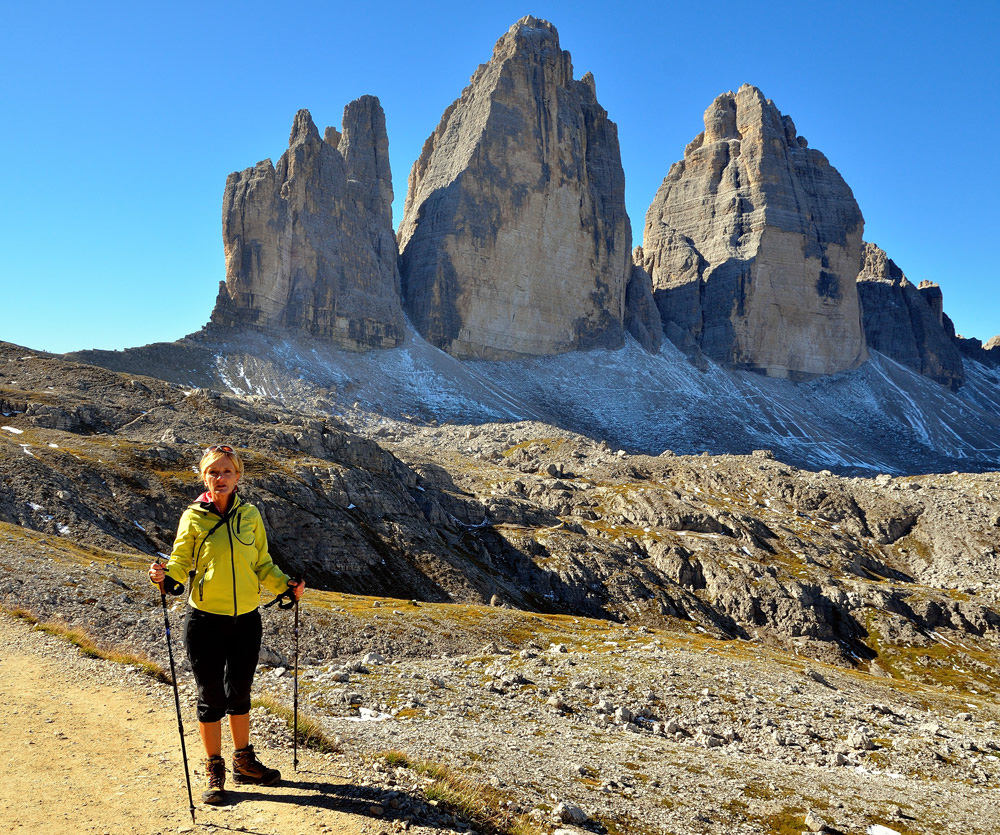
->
[211,98,405,349]
[641,84,868,379]
[397,17,630,360]
[986,337,1000,368]
[624,248,663,353]
[955,334,1000,368]
[856,243,965,389]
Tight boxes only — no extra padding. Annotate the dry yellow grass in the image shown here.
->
[2,605,170,683]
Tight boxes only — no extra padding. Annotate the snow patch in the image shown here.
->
[177,328,1000,475]
[340,707,391,722]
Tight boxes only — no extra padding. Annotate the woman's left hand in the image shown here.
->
[288,579,306,600]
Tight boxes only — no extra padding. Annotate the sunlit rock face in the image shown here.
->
[397,17,630,360]
[212,98,405,350]
[641,84,868,379]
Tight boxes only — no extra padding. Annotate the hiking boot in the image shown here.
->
[202,755,226,804]
[232,744,280,786]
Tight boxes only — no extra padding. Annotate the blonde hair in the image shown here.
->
[199,445,244,478]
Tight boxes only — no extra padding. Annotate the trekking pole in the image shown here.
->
[156,564,195,824]
[293,593,300,772]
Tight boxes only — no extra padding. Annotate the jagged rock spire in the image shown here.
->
[211,98,405,349]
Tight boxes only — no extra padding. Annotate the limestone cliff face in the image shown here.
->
[211,97,405,349]
[857,243,965,389]
[641,84,868,379]
[397,17,630,360]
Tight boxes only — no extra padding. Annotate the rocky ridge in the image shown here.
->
[857,242,966,390]
[397,16,630,360]
[65,323,1000,476]
[4,341,999,672]
[211,97,405,349]
[190,16,997,401]
[640,84,868,380]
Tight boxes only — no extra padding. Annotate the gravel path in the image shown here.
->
[0,612,371,835]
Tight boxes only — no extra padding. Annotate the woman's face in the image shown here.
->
[202,455,240,502]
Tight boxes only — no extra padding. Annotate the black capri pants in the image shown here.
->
[184,607,262,723]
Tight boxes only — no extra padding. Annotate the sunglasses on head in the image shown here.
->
[206,445,235,454]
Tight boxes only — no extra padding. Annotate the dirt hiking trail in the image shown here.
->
[0,614,373,835]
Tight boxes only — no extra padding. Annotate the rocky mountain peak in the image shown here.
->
[397,17,630,360]
[501,16,562,56]
[640,84,868,379]
[289,108,321,143]
[210,99,405,350]
[860,241,907,285]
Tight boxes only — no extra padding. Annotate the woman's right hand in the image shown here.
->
[148,561,166,585]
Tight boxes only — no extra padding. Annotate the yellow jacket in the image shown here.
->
[161,493,291,616]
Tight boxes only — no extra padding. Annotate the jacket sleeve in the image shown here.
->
[250,511,291,595]
[160,508,197,587]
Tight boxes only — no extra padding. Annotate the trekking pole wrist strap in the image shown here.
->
[264,578,301,610]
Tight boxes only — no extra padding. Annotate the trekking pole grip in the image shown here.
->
[154,559,185,596]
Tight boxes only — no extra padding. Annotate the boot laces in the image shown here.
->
[207,757,226,788]
[237,745,257,762]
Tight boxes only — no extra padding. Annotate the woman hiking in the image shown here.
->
[149,444,305,805]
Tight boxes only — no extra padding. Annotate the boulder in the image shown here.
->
[397,17,630,359]
[211,98,405,349]
[640,84,868,379]
[856,242,965,389]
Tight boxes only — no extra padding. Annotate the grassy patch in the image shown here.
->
[380,750,539,835]
[2,605,170,683]
[0,520,149,570]
[747,806,806,835]
[589,810,660,835]
[251,695,340,754]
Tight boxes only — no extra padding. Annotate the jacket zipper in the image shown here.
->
[193,502,233,606]
[227,512,238,619]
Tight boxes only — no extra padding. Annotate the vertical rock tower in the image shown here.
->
[211,96,405,349]
[397,17,631,360]
[856,242,965,389]
[641,85,868,378]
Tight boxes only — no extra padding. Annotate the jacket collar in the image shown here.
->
[195,490,241,517]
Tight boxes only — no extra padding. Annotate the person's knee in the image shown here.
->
[227,697,252,716]
[198,704,227,723]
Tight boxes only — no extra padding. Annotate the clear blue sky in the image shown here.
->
[2,0,997,353]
